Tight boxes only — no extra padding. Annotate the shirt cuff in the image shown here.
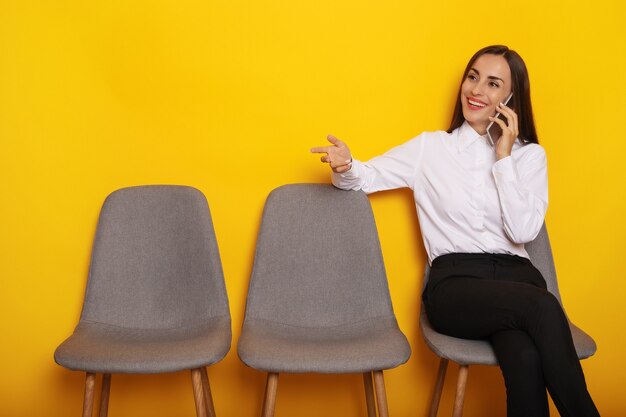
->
[492,155,519,184]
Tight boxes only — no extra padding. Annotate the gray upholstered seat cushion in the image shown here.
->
[239,317,411,373]
[420,309,497,366]
[55,317,231,373]
[420,309,596,366]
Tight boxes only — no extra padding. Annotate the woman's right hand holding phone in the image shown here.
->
[310,135,352,173]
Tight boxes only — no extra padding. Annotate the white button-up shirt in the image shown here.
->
[332,122,548,264]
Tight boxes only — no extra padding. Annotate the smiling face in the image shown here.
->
[461,53,512,134]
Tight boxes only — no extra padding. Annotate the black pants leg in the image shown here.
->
[423,254,600,417]
[490,329,549,417]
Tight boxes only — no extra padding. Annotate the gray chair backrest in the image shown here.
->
[80,185,230,329]
[244,184,395,327]
[524,223,563,305]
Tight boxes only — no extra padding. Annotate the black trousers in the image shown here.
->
[422,253,600,417]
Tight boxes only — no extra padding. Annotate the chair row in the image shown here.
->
[54,184,596,417]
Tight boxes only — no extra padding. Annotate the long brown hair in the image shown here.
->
[447,45,539,144]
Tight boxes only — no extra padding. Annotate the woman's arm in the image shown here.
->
[488,102,548,243]
[492,145,548,244]
[311,134,424,194]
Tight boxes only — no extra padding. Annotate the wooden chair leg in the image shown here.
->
[82,372,97,417]
[372,370,389,417]
[261,373,279,417]
[428,358,449,417]
[199,367,216,417]
[363,371,377,417]
[191,368,208,417]
[452,365,469,417]
[98,374,111,417]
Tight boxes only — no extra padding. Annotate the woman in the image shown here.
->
[311,45,599,417]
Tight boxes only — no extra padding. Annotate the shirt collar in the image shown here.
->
[457,121,484,153]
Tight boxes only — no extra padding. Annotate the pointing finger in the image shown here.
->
[310,146,332,154]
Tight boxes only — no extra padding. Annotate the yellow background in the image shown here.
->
[1,0,625,416]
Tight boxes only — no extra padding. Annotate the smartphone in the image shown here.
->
[486,92,514,146]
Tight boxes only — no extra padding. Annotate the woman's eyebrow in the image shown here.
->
[470,68,504,83]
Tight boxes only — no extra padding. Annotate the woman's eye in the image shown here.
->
[489,81,500,88]
[468,74,477,81]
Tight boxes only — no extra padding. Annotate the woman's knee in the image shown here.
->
[534,292,563,313]
[528,292,568,326]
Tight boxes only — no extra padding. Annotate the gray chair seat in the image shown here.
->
[55,316,231,374]
[238,316,411,373]
[420,310,596,366]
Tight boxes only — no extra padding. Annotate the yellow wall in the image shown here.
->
[1,0,625,416]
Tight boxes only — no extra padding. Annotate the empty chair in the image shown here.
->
[420,224,597,417]
[238,183,411,417]
[55,185,231,417]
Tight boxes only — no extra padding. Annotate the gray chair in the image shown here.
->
[420,224,597,417]
[55,185,231,417]
[238,184,411,417]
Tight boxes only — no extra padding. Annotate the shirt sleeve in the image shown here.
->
[331,135,424,194]
[492,144,548,244]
